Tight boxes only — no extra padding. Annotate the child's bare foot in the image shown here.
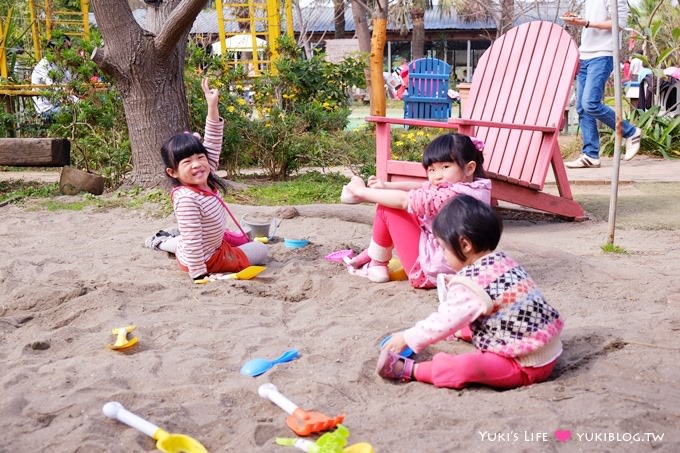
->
[340,185,361,204]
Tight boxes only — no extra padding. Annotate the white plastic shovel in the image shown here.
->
[102,401,207,453]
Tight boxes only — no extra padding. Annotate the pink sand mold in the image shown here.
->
[324,249,354,263]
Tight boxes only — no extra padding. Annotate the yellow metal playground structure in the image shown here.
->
[0,0,293,96]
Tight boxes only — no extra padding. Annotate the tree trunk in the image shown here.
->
[118,49,188,187]
[499,0,514,36]
[411,6,425,59]
[369,0,388,116]
[90,0,204,188]
[350,0,371,52]
[350,0,372,109]
[333,0,346,39]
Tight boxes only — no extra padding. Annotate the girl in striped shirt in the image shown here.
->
[161,78,267,281]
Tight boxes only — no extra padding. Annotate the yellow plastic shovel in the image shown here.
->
[194,266,266,284]
[103,402,207,453]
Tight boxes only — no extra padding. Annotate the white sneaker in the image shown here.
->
[565,154,601,168]
[624,127,642,161]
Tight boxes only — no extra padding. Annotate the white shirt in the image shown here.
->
[31,58,76,114]
[579,0,629,60]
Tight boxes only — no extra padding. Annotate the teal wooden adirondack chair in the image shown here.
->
[402,58,452,121]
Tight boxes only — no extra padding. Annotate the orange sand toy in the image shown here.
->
[259,383,345,436]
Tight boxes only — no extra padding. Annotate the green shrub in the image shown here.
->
[600,106,680,158]
[184,35,366,179]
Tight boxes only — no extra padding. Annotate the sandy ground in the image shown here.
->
[1,176,680,452]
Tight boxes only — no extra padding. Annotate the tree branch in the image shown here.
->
[90,0,143,85]
[91,47,126,82]
[155,0,207,57]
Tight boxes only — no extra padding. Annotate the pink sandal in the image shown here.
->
[376,348,415,382]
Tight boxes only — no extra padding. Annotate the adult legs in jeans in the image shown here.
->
[577,56,636,160]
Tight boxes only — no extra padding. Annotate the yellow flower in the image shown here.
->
[237,98,247,105]
[416,130,425,136]
[395,140,404,147]
[227,106,236,113]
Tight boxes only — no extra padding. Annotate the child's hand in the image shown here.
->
[201,78,219,114]
[382,331,408,355]
[367,175,386,189]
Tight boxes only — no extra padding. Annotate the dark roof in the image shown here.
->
[297,6,495,33]
[90,2,569,35]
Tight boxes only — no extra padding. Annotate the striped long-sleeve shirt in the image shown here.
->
[172,118,228,278]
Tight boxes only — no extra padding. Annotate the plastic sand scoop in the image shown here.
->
[194,266,266,284]
[218,266,265,280]
[102,402,207,453]
[107,325,138,350]
[240,349,300,377]
[258,383,345,436]
[276,424,374,453]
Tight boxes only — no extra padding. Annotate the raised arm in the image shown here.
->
[202,78,220,121]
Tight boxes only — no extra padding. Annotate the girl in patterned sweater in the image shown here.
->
[377,195,563,389]
[341,133,491,288]
[161,78,267,282]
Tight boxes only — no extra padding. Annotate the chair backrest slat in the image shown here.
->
[464,21,579,187]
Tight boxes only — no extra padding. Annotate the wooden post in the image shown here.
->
[0,138,70,166]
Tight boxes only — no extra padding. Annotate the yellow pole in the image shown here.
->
[248,0,259,75]
[266,0,280,73]
[44,0,52,41]
[214,0,227,57]
[0,8,11,78]
[284,0,293,39]
[81,0,89,40]
[28,0,41,60]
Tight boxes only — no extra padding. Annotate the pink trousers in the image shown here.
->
[372,205,420,272]
[414,351,557,390]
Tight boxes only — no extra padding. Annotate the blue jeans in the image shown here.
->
[576,56,636,159]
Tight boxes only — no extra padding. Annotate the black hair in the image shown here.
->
[160,133,227,191]
[422,133,486,180]
[432,194,502,262]
[47,35,71,49]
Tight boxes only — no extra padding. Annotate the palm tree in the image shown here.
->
[334,0,347,38]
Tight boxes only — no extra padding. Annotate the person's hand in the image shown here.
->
[201,77,219,109]
[561,12,587,28]
[367,175,386,189]
[382,331,408,354]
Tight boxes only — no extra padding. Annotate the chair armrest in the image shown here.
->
[365,116,556,132]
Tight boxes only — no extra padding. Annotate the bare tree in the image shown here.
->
[90,0,206,188]
[350,0,372,53]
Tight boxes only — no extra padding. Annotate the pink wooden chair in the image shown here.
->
[367,21,584,220]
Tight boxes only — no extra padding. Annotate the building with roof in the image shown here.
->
[93,1,570,78]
